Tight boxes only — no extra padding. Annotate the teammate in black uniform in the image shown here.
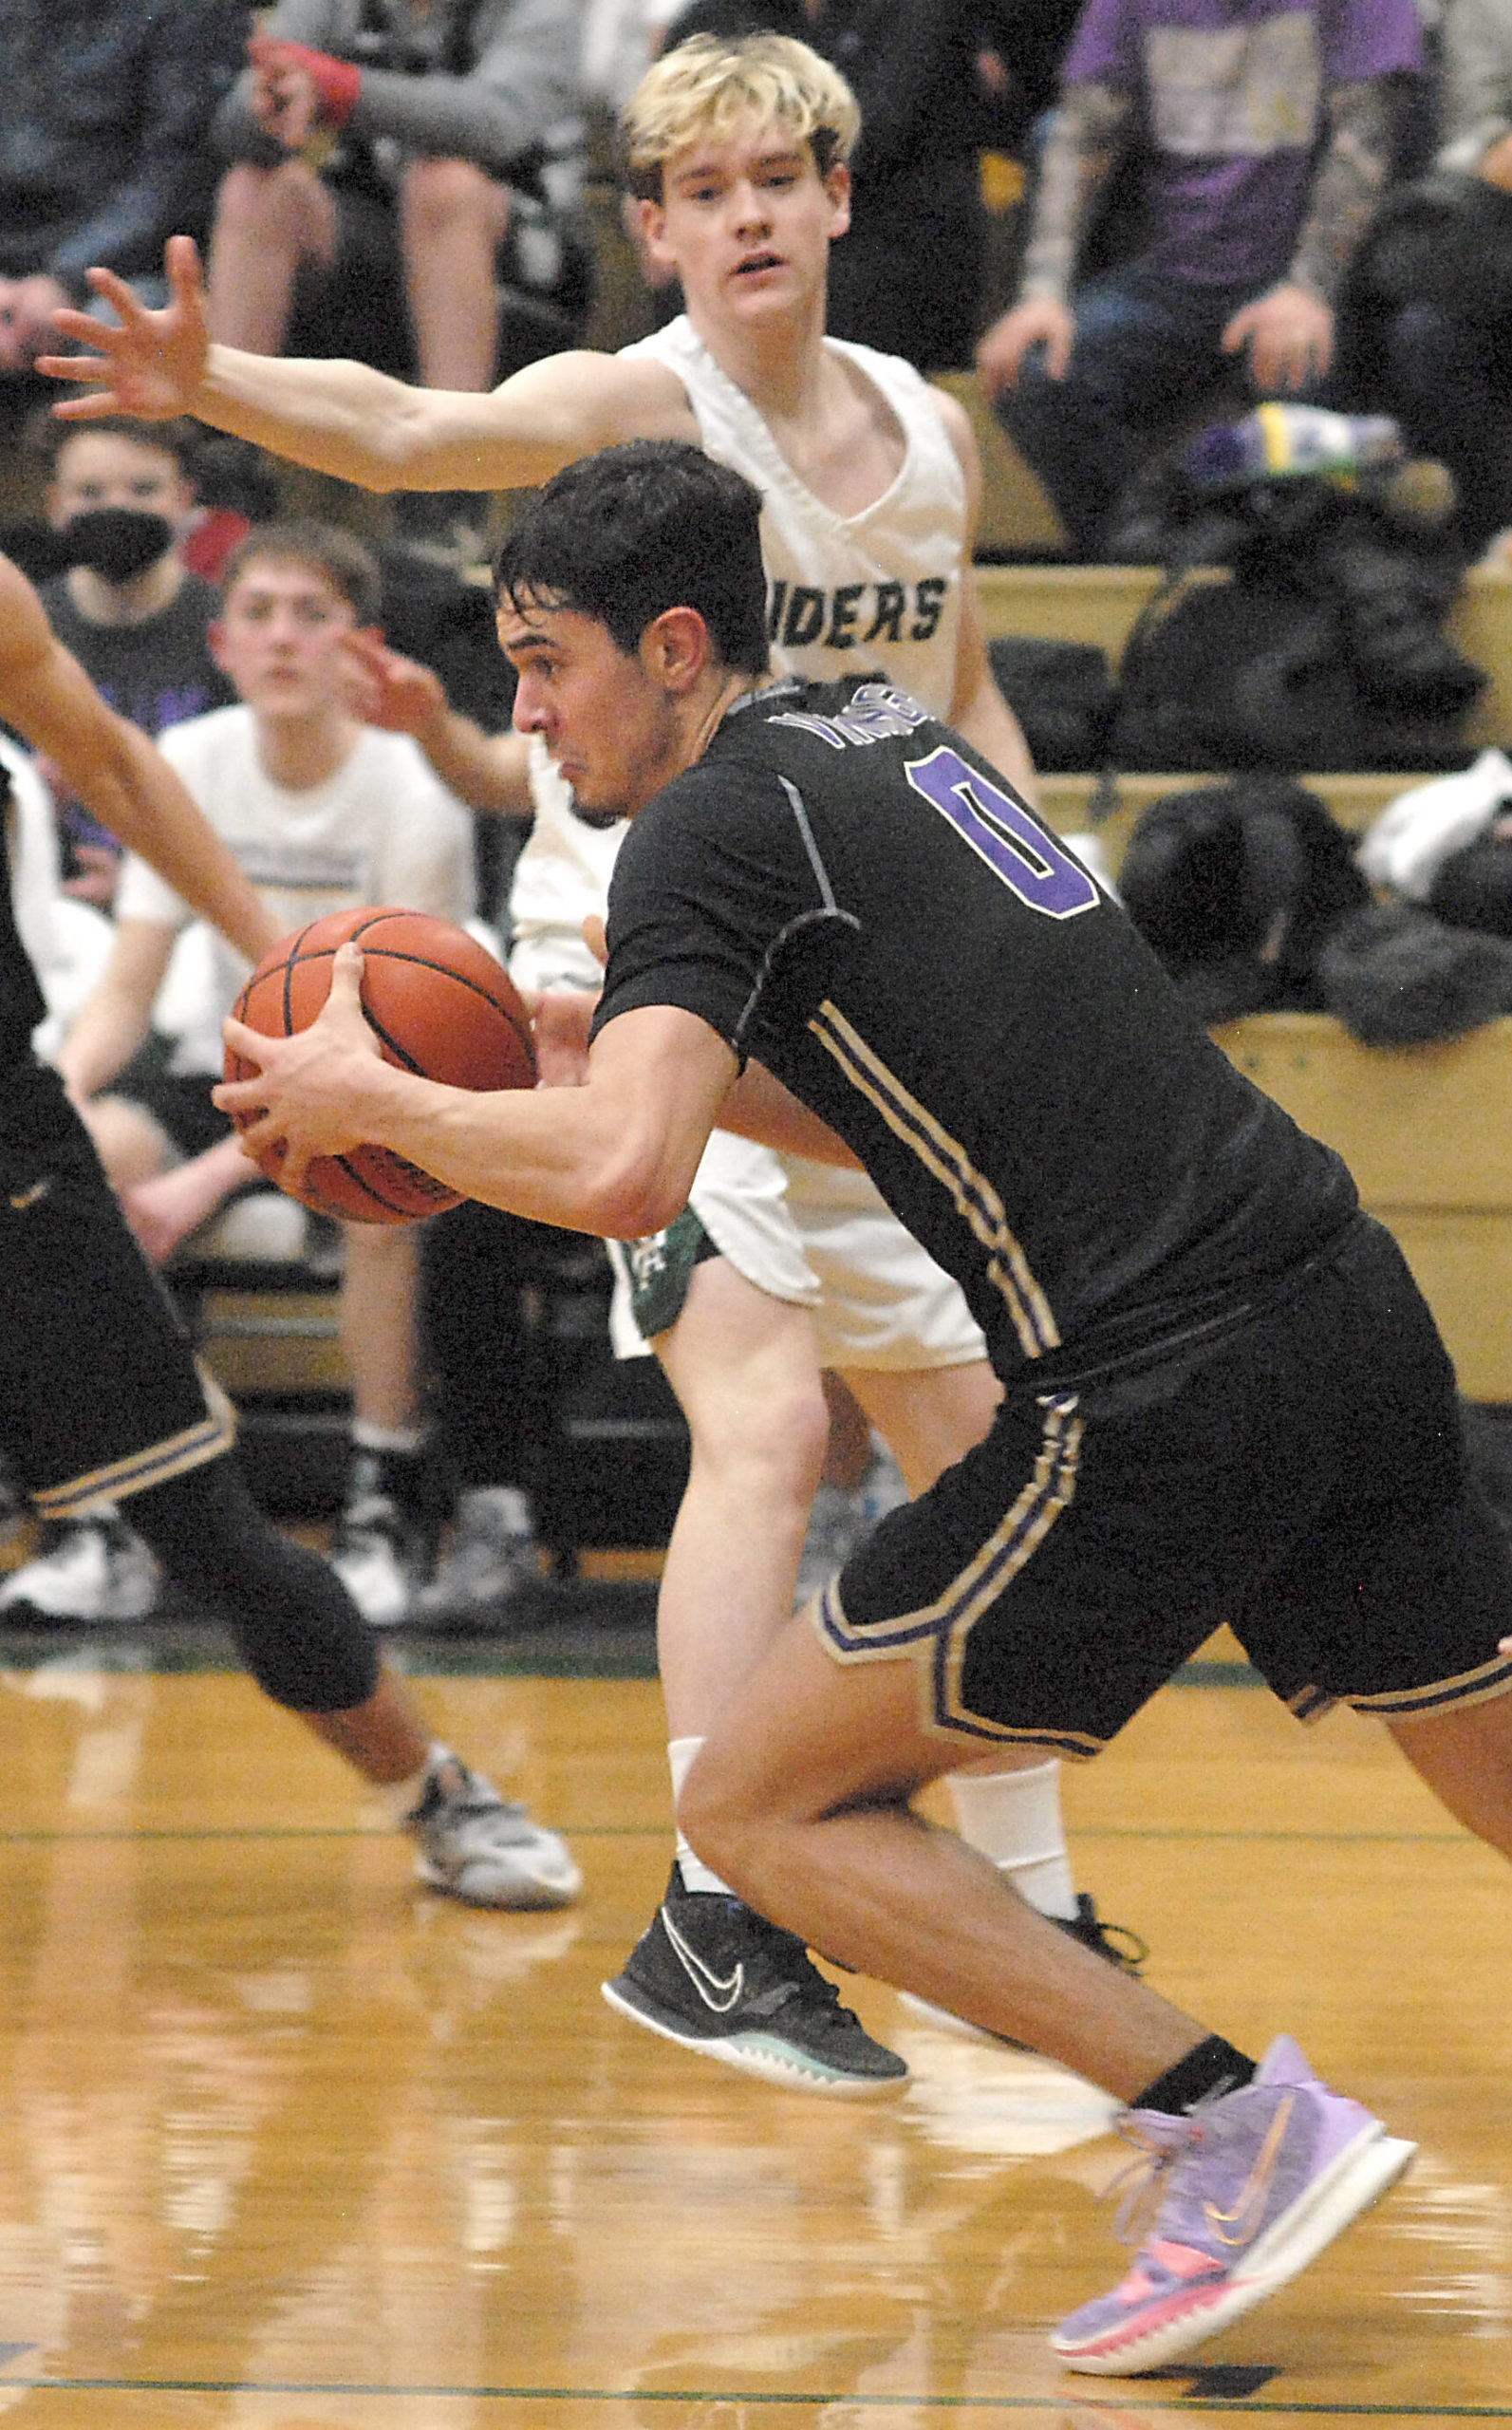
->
[0,545,578,1913]
[220,441,1512,2374]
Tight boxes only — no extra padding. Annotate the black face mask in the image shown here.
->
[63,507,177,584]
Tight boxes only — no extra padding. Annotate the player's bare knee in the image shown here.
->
[687,1369,827,1502]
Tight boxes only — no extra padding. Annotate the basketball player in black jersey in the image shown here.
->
[220,440,1512,2374]
[0,544,578,1913]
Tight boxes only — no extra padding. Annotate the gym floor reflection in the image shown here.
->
[0,1648,1505,2426]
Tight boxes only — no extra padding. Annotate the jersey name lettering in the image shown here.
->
[772,682,934,752]
[767,576,949,652]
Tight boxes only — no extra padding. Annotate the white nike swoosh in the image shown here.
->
[8,1177,50,1210]
[661,1906,744,2013]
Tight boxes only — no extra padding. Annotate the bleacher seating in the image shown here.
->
[966,557,1512,1400]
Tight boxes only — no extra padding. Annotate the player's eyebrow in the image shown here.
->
[668,142,806,189]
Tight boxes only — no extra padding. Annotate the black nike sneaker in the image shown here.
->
[602,1863,908,2096]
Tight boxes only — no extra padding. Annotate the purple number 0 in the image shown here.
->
[905,745,1099,920]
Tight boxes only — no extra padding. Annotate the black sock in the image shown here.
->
[1134,2035,1257,2116]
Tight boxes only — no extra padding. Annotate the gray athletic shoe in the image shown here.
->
[414,1486,541,1629]
[405,1751,580,1911]
[0,1511,159,1622]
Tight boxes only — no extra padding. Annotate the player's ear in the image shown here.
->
[642,605,711,693]
[208,618,231,674]
[823,159,850,240]
[634,193,676,277]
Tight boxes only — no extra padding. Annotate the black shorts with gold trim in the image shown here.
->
[815,1215,1512,1749]
[1,1061,233,1516]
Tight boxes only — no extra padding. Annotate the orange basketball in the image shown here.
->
[225,907,536,1224]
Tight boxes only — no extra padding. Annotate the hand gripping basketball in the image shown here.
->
[221,907,536,1224]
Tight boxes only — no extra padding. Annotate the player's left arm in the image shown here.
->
[0,556,276,966]
[217,945,737,1235]
[932,386,1038,807]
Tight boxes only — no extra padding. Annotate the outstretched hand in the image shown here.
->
[215,944,384,1197]
[343,628,446,735]
[35,234,211,421]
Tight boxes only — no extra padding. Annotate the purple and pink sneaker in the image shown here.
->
[1052,2035,1416,2376]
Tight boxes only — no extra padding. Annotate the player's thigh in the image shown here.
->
[1233,1221,1512,1722]
[840,1358,1001,1496]
[656,1248,828,1466]
[0,1084,232,1508]
[685,1600,961,1843]
[820,1388,1223,1757]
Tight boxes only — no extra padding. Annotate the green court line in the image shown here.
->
[0,1636,1260,1688]
[0,1822,1475,1845]
[0,2381,1504,2414]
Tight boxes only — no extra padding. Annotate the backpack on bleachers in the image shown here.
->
[1117,776,1370,1022]
[1106,461,1485,775]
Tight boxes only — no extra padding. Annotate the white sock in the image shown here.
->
[381,1738,448,1825]
[667,1735,736,1896]
[351,1420,427,1458]
[947,1760,1079,1920]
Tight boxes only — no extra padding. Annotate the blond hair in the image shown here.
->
[621,32,861,200]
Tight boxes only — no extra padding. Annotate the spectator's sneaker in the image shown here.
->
[793,1441,908,1606]
[899,1894,1148,2040]
[405,1750,580,1911]
[1052,2036,1416,2375]
[330,1491,414,1627]
[330,1451,440,1627]
[414,1486,541,1630]
[0,1511,159,1623]
[602,1863,908,2096]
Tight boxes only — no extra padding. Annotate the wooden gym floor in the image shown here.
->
[0,1616,1504,2427]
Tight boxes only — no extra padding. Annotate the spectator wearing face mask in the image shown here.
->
[30,416,239,904]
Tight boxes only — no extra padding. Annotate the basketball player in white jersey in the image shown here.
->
[45,33,1144,2091]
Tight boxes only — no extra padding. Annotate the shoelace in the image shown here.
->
[1100,2107,1202,2245]
[723,1908,865,2030]
[1069,1898,1150,1974]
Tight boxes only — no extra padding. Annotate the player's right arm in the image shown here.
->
[40,235,694,493]
[0,552,276,967]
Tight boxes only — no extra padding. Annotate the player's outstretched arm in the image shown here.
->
[38,235,692,495]
[218,950,735,1234]
[0,552,275,967]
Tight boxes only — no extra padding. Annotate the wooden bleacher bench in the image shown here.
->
[960,554,1512,1402]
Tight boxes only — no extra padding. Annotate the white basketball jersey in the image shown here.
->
[509,315,968,965]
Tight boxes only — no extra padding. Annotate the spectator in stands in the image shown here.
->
[1373,0,1512,561]
[0,0,247,393]
[204,0,591,564]
[639,2,1045,370]
[35,416,238,906]
[976,0,1422,558]
[30,522,476,1631]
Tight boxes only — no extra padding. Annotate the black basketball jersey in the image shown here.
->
[594,676,1358,1391]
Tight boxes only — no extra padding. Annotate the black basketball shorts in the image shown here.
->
[816,1215,1512,1750]
[1,1063,233,1517]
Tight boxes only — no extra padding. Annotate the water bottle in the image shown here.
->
[1185,404,1405,492]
